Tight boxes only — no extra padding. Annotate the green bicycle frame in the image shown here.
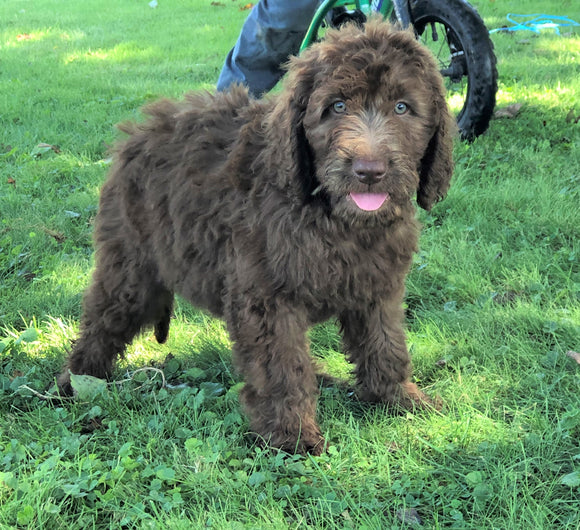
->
[299,0,394,52]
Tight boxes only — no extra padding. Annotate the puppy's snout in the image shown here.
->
[353,158,386,185]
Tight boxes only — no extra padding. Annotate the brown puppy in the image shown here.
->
[59,20,455,454]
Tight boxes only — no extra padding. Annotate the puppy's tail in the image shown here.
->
[148,288,174,344]
[154,313,171,344]
[154,295,174,344]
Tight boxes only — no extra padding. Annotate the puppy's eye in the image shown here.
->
[332,101,347,114]
[394,102,409,115]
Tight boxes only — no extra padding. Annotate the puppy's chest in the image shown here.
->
[271,235,410,310]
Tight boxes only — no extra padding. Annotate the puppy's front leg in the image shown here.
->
[340,300,435,410]
[227,297,325,455]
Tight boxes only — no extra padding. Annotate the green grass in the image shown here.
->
[1,0,579,528]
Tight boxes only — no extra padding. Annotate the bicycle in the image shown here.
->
[300,0,498,141]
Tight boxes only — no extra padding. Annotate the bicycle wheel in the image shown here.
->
[409,0,498,141]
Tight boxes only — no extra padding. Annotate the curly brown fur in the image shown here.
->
[58,20,455,455]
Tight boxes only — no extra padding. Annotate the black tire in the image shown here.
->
[408,0,498,141]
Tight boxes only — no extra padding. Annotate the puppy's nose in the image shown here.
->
[353,159,386,185]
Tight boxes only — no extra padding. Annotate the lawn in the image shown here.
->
[1,0,579,528]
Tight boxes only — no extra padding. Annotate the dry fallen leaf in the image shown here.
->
[38,142,61,153]
[566,351,580,365]
[396,508,422,526]
[340,510,352,522]
[240,3,254,10]
[81,417,103,435]
[32,143,61,158]
[494,103,523,119]
[42,227,66,244]
[565,109,580,124]
[7,177,16,186]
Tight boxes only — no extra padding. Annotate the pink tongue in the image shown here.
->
[350,192,389,211]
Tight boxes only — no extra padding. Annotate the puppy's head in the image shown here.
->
[273,20,455,223]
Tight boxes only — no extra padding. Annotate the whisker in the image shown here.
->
[311,184,324,196]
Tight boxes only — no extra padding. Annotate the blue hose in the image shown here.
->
[490,13,580,35]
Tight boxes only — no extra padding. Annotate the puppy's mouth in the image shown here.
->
[349,192,390,211]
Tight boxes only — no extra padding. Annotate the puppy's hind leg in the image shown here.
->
[58,246,173,394]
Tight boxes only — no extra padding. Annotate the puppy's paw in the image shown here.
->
[397,381,442,411]
[263,425,326,456]
[357,380,442,412]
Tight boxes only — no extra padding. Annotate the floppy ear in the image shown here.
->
[264,52,329,208]
[416,98,456,211]
[287,102,322,203]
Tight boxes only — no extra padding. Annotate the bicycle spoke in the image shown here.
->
[418,21,468,115]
